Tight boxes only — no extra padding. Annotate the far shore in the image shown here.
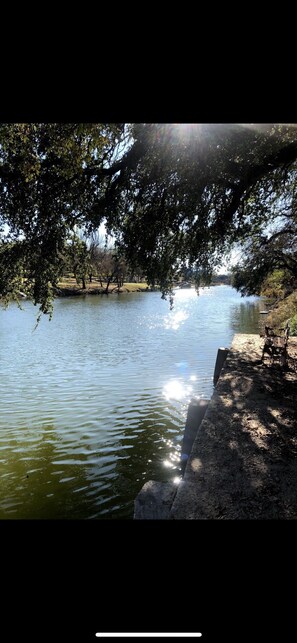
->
[53,278,231,299]
[54,279,152,298]
[5,280,235,305]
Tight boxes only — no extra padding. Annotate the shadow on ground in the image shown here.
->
[170,335,297,519]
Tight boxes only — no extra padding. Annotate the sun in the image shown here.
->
[172,123,202,141]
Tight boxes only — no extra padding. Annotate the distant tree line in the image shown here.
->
[65,231,146,293]
[211,274,231,285]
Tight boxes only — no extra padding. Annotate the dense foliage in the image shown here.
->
[1,123,297,316]
[230,157,297,296]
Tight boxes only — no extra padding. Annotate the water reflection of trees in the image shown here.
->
[0,423,92,519]
[229,301,261,334]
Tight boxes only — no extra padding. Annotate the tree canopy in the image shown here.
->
[231,228,297,296]
[1,123,297,315]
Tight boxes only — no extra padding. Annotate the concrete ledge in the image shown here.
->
[181,399,209,474]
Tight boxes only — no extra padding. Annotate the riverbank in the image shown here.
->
[54,279,151,297]
[170,333,297,519]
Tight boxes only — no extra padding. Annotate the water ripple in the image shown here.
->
[0,286,261,518]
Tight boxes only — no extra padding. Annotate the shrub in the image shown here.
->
[290,313,297,336]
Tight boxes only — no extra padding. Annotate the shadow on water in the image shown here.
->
[0,399,186,520]
[0,422,97,519]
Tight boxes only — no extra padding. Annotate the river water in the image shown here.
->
[0,286,261,519]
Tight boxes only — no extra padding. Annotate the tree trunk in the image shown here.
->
[104,278,111,294]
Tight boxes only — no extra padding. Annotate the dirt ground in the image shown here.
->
[170,334,297,519]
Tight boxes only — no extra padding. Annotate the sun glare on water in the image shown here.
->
[163,379,193,401]
[164,309,188,330]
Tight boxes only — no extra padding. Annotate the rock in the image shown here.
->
[134,481,178,519]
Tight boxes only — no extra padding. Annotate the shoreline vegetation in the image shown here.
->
[259,274,297,335]
[54,278,151,297]
[265,291,297,333]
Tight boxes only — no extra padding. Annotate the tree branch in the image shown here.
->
[224,141,297,223]
[259,228,296,246]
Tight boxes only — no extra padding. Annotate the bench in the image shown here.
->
[261,321,290,368]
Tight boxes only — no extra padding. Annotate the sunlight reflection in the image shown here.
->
[163,379,193,401]
[163,459,174,469]
[164,310,188,330]
[174,288,197,300]
[163,452,181,470]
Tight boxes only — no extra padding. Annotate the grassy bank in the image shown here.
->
[55,277,150,296]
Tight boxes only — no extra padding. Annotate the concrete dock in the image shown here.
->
[170,334,297,519]
[134,333,297,519]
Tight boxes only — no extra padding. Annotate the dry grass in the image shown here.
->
[56,277,149,294]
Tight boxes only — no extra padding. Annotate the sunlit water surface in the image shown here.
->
[0,286,261,518]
